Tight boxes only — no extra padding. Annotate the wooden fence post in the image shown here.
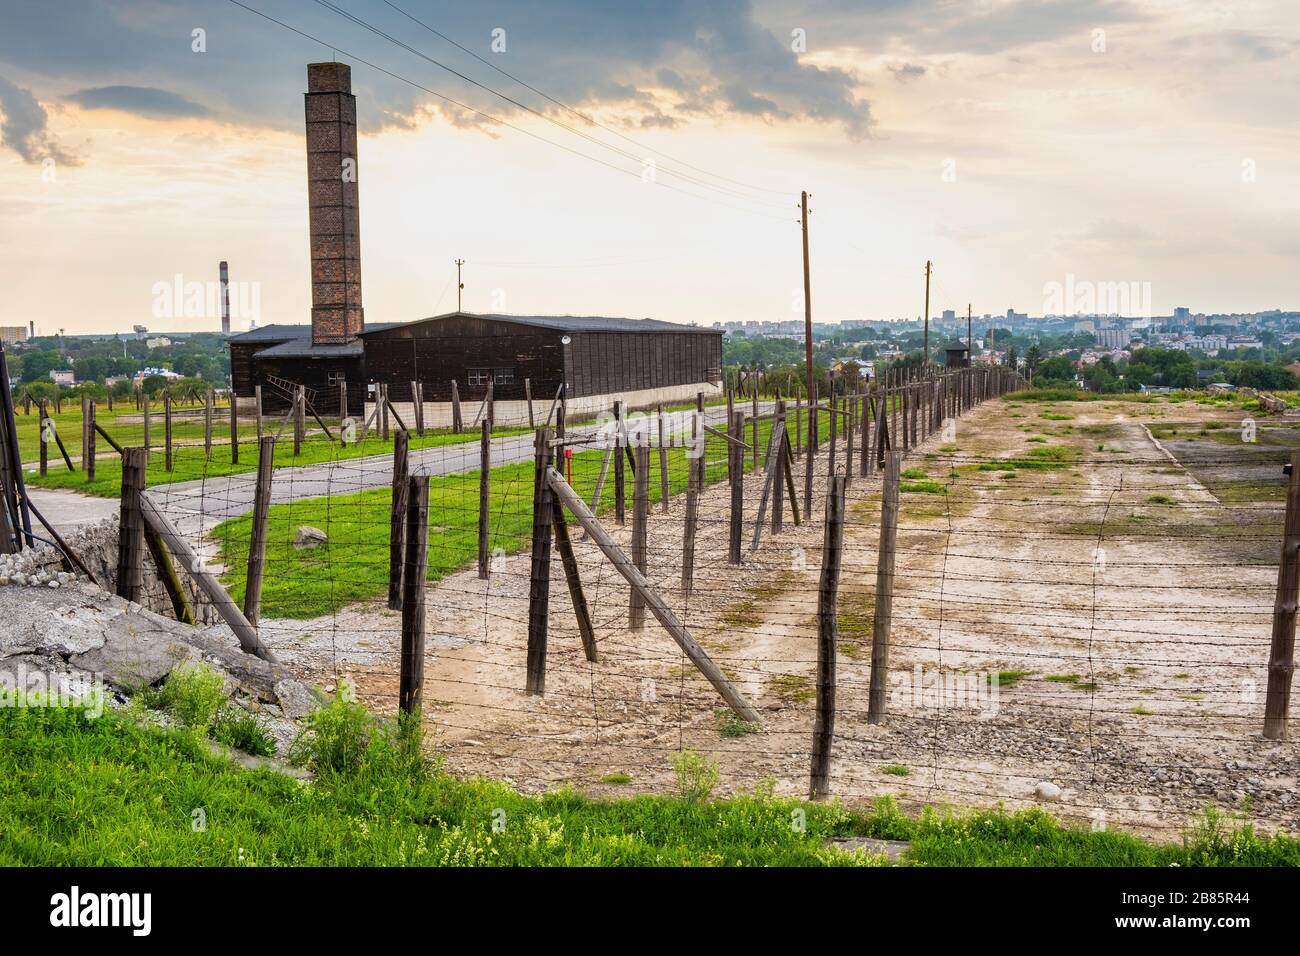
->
[681,395,702,594]
[164,391,173,472]
[478,420,491,579]
[142,391,151,456]
[388,429,410,611]
[379,383,390,441]
[525,427,555,695]
[729,409,744,565]
[204,387,213,459]
[614,401,626,526]
[244,436,275,626]
[410,380,423,437]
[399,473,430,716]
[795,386,803,457]
[525,378,535,428]
[868,451,901,724]
[772,397,786,535]
[80,396,88,476]
[451,379,463,433]
[1265,452,1300,739]
[657,403,670,512]
[551,503,598,662]
[85,399,96,482]
[630,442,650,630]
[116,447,147,603]
[230,392,239,464]
[38,399,47,476]
[810,471,845,799]
[294,385,306,455]
[254,384,263,441]
[751,388,759,472]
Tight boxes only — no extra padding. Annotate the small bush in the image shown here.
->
[671,750,718,804]
[157,662,227,733]
[881,764,910,777]
[212,707,276,757]
[289,690,427,781]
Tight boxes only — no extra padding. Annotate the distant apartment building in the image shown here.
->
[49,369,75,386]
[1173,306,1192,324]
[941,309,956,322]
[0,326,28,345]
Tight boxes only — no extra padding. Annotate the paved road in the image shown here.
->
[149,402,771,540]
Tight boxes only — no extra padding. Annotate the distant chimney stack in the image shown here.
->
[29,320,34,339]
[305,61,364,345]
[219,260,231,335]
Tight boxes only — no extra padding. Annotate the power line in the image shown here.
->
[309,0,789,210]
[224,0,790,223]
[380,0,790,198]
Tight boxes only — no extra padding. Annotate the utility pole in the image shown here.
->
[967,303,972,365]
[455,258,465,312]
[922,260,932,365]
[800,191,813,417]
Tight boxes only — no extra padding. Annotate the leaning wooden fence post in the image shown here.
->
[525,377,535,428]
[451,379,463,433]
[772,399,787,534]
[552,503,598,662]
[478,420,491,579]
[1264,452,1300,739]
[729,409,744,565]
[138,492,276,662]
[116,447,148,603]
[868,451,902,725]
[388,429,410,611]
[548,468,760,723]
[243,436,275,626]
[811,471,846,800]
[525,427,555,695]
[751,388,759,472]
[399,473,430,716]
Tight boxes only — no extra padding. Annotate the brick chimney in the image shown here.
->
[305,62,364,345]
[218,260,230,334]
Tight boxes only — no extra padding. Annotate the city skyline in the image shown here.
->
[2,0,1298,335]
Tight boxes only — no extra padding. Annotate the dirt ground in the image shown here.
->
[276,392,1300,841]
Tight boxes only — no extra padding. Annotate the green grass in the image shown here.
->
[900,479,946,494]
[213,407,831,618]
[600,772,632,785]
[25,423,534,499]
[993,670,1031,687]
[3,701,1298,866]
[881,764,910,777]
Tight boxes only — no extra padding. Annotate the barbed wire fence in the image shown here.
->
[109,367,1300,837]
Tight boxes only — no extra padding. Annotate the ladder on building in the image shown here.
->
[264,374,316,407]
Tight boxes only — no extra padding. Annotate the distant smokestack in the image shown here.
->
[219,260,231,335]
[28,320,34,339]
[305,61,364,345]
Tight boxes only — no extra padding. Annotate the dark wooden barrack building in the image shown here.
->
[227,61,722,416]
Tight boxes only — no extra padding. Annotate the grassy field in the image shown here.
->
[24,420,534,498]
[1,699,1293,866]
[212,408,830,618]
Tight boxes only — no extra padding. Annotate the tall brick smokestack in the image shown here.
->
[305,61,364,345]
[219,260,230,334]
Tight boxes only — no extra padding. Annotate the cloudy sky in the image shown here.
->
[1,0,1297,334]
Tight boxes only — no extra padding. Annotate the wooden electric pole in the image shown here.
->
[922,259,932,365]
[800,191,814,426]
[455,258,465,312]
